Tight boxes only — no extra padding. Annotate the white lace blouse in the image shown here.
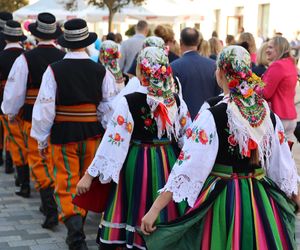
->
[160,109,298,207]
[87,85,192,184]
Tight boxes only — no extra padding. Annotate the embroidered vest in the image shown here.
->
[50,59,106,144]
[23,45,65,121]
[209,103,276,171]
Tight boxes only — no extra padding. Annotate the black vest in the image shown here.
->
[205,95,224,108]
[0,47,24,112]
[23,45,65,121]
[50,59,106,144]
[209,103,276,171]
[124,92,180,141]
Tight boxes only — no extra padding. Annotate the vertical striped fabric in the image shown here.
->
[23,121,53,190]
[143,165,296,250]
[99,141,187,250]
[1,115,27,166]
[52,138,100,222]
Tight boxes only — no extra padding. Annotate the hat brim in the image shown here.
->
[28,23,62,40]
[57,32,97,49]
[3,34,27,42]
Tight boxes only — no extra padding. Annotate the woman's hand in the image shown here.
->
[141,207,160,235]
[76,173,94,196]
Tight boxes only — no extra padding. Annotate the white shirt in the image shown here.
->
[4,42,23,50]
[1,41,57,118]
[30,51,118,148]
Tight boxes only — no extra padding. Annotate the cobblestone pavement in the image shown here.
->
[0,167,100,250]
[0,84,300,249]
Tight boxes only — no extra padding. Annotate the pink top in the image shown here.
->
[250,53,257,64]
[262,57,298,120]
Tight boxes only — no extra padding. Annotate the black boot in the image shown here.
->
[0,148,3,166]
[15,171,20,187]
[15,165,30,198]
[40,187,58,229]
[5,151,14,174]
[65,215,88,250]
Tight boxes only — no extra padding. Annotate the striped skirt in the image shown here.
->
[143,164,296,250]
[98,140,187,250]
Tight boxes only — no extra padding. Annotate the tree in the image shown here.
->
[0,0,29,12]
[88,0,146,33]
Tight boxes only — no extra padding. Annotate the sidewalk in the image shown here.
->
[0,168,100,250]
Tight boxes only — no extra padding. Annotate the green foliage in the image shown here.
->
[88,0,145,14]
[0,0,29,12]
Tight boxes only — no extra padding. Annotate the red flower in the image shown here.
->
[144,118,153,127]
[199,130,208,144]
[157,89,163,96]
[117,115,125,125]
[166,66,172,75]
[114,133,121,141]
[228,79,239,88]
[186,128,192,138]
[178,151,184,160]
[278,131,285,144]
[228,134,237,146]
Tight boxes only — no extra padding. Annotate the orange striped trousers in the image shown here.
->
[23,121,54,190]
[52,137,101,222]
[0,115,27,167]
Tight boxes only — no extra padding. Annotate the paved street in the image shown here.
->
[0,84,300,249]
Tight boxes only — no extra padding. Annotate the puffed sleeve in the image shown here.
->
[97,70,119,129]
[160,109,219,207]
[1,54,28,116]
[88,97,134,184]
[266,114,298,197]
[30,66,56,149]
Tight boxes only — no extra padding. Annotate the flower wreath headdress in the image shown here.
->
[137,46,178,139]
[99,40,123,82]
[217,45,273,169]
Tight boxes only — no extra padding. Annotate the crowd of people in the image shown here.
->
[0,9,299,250]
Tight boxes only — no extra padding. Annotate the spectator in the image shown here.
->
[208,37,222,60]
[106,32,115,41]
[115,33,123,44]
[198,39,210,58]
[262,36,298,148]
[238,32,257,64]
[171,27,220,119]
[226,34,236,46]
[119,20,149,73]
[252,42,268,77]
[154,24,179,62]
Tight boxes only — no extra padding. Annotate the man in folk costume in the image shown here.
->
[31,18,118,250]
[0,21,27,178]
[0,12,13,169]
[2,12,65,229]
[0,12,13,51]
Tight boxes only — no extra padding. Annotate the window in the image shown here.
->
[258,4,270,38]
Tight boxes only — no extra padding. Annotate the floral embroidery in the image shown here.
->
[180,117,187,127]
[177,151,191,166]
[278,131,286,145]
[228,134,237,146]
[126,122,133,133]
[117,115,125,125]
[112,115,132,134]
[186,126,213,145]
[141,107,156,133]
[108,133,124,146]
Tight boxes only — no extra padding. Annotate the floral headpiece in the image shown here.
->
[99,40,123,82]
[143,36,165,50]
[137,47,177,139]
[217,46,273,169]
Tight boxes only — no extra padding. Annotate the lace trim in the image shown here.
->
[101,220,135,232]
[87,155,123,184]
[160,173,203,207]
[277,176,298,197]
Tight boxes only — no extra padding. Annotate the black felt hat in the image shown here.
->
[3,20,27,42]
[28,12,62,40]
[57,18,97,49]
[0,12,13,31]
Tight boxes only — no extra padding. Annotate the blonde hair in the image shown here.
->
[208,37,222,55]
[198,40,210,57]
[271,36,292,61]
[238,32,257,54]
[256,43,269,66]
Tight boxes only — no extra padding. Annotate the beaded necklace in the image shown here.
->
[231,94,266,127]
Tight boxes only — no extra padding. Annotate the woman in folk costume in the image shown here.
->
[141,45,299,250]
[77,46,192,249]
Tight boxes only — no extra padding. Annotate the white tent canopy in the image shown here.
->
[13,0,86,21]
